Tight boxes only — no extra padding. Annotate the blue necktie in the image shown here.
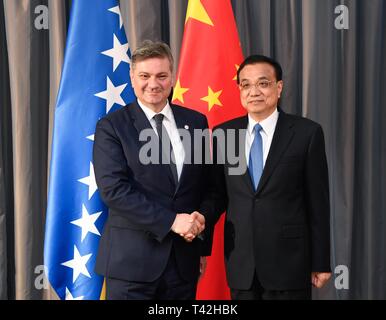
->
[248,123,263,191]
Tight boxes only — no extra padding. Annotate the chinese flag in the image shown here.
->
[173,0,245,299]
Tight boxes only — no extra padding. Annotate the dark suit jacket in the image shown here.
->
[93,101,212,283]
[207,109,331,291]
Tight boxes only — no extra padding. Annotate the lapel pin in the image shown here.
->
[184,125,189,130]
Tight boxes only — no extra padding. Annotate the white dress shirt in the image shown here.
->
[137,99,185,180]
[245,108,279,168]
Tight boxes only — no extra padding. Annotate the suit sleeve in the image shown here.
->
[93,117,176,243]
[305,124,331,272]
[199,124,229,256]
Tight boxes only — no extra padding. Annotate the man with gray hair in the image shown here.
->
[93,40,213,299]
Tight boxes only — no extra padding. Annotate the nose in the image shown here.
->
[147,76,160,89]
[249,84,262,95]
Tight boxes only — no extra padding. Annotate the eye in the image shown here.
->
[158,75,168,80]
[139,74,149,80]
[241,83,251,90]
[258,80,270,88]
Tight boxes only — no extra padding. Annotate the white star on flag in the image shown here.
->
[86,134,94,141]
[95,76,127,113]
[101,34,130,72]
[108,6,123,29]
[71,204,102,242]
[78,162,98,200]
[65,288,84,300]
[61,246,92,283]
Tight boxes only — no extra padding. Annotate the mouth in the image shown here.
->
[248,99,265,104]
[146,90,162,94]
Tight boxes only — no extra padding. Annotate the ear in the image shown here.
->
[171,71,176,87]
[277,80,283,97]
[130,68,134,85]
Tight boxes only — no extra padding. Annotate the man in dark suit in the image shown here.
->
[208,55,331,299]
[93,40,211,299]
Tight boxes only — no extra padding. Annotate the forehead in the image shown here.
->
[239,62,276,80]
[133,57,171,73]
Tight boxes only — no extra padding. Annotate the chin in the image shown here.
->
[248,106,266,114]
[144,97,162,104]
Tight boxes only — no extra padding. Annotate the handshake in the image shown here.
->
[171,211,205,242]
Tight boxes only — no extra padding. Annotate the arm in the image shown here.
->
[199,125,229,255]
[305,125,331,275]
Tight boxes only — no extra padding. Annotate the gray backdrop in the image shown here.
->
[0,0,385,299]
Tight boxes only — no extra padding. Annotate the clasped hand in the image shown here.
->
[171,211,205,242]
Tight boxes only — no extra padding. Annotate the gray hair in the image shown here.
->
[131,40,174,72]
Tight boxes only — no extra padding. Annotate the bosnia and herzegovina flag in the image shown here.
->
[44,0,134,300]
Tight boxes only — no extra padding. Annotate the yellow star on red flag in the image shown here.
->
[185,0,214,26]
[233,64,240,81]
[201,86,223,111]
[175,0,245,299]
[172,79,189,104]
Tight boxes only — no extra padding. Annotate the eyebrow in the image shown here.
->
[137,71,169,76]
[240,76,270,82]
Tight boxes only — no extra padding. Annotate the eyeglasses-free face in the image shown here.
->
[130,57,174,113]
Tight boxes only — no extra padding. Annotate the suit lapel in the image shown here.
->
[255,111,295,195]
[235,115,254,193]
[128,101,154,138]
[225,116,255,193]
[128,101,176,187]
[170,104,191,195]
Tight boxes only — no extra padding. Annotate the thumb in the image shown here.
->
[190,211,199,220]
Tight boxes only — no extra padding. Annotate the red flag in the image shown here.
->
[173,0,245,299]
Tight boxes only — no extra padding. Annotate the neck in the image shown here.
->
[138,99,168,113]
[249,107,277,123]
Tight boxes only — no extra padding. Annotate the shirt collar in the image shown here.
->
[137,99,173,122]
[247,108,279,136]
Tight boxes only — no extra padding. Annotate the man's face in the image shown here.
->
[130,57,173,112]
[238,62,283,121]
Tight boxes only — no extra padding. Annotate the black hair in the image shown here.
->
[237,54,283,83]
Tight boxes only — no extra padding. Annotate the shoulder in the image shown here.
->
[280,111,325,142]
[213,115,248,131]
[170,103,209,129]
[171,103,206,120]
[97,104,132,127]
[281,111,323,131]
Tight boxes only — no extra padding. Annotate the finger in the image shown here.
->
[190,212,198,223]
[194,221,205,234]
[318,278,328,288]
[191,212,205,224]
[189,223,199,235]
[184,235,195,242]
[311,275,316,287]
[196,213,205,224]
[193,213,204,224]
[194,217,204,227]
[193,220,202,230]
